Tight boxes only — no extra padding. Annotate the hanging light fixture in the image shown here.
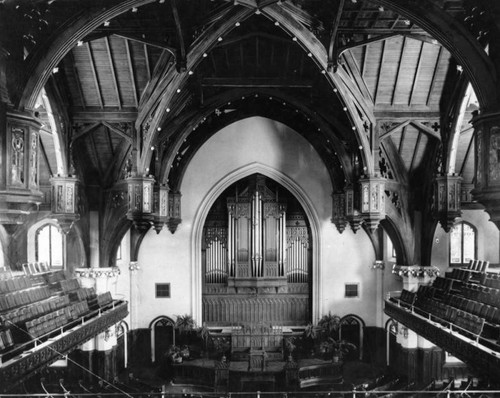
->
[345,183,363,233]
[359,174,386,233]
[50,175,81,234]
[331,191,347,233]
[433,173,462,232]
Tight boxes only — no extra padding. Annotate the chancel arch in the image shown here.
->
[191,163,322,326]
[202,173,312,326]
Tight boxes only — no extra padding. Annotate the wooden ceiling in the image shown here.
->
[8,0,484,208]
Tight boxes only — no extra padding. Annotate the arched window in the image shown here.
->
[450,222,476,266]
[36,224,64,268]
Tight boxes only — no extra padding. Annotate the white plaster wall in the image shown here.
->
[123,117,379,329]
[431,209,500,276]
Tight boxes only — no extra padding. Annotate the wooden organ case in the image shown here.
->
[202,175,311,326]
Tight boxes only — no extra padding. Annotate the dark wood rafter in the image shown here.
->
[171,0,187,72]
[125,39,139,107]
[102,121,133,142]
[201,77,313,88]
[114,33,176,55]
[327,0,345,72]
[137,5,256,172]
[144,43,151,81]
[105,125,115,157]
[409,130,422,174]
[379,120,411,140]
[39,138,53,177]
[459,133,474,177]
[399,125,406,154]
[372,0,497,111]
[105,36,122,109]
[89,129,104,184]
[373,40,386,104]
[72,110,138,123]
[426,46,443,106]
[68,51,86,109]
[86,42,104,109]
[20,0,161,110]
[104,140,132,183]
[339,33,397,56]
[361,43,368,77]
[412,120,441,141]
[342,51,373,103]
[408,41,424,106]
[71,122,101,142]
[391,36,407,106]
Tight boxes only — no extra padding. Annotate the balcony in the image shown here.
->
[384,298,500,378]
[0,300,128,392]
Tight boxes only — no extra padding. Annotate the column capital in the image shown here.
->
[129,261,140,272]
[370,260,385,270]
[75,266,121,279]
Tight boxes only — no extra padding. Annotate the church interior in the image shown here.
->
[1,0,500,396]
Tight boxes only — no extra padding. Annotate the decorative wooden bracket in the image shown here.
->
[171,0,187,73]
[327,0,345,72]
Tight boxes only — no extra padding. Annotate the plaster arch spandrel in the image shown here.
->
[190,163,323,325]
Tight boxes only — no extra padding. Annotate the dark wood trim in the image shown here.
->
[71,122,101,142]
[102,121,133,142]
[409,130,422,174]
[39,138,53,177]
[409,41,424,106]
[391,36,407,106]
[105,36,122,109]
[374,40,386,104]
[72,110,138,123]
[125,39,139,107]
[86,42,104,109]
[426,46,443,106]
[200,77,313,88]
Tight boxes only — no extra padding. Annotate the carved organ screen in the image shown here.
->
[202,174,311,326]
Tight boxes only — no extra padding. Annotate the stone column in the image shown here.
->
[371,260,385,328]
[129,261,140,330]
[471,111,500,229]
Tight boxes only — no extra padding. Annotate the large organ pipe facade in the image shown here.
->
[202,174,311,326]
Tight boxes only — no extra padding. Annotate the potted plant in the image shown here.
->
[317,312,341,337]
[284,337,297,361]
[197,324,212,357]
[330,338,356,363]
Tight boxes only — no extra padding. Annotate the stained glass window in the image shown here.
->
[450,222,476,266]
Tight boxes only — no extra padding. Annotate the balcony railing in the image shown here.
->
[0,300,128,392]
[385,298,500,378]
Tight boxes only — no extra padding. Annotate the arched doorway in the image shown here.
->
[340,314,365,361]
[201,173,312,326]
[150,317,175,364]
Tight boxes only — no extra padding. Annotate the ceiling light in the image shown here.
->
[343,107,347,111]
[352,126,356,130]
[151,146,155,150]
[274,21,279,26]
[52,67,59,74]
[188,70,194,75]
[176,88,181,93]
[203,53,208,57]
[235,22,240,27]
[307,53,312,57]
[255,9,261,14]
[77,40,83,46]
[131,7,138,12]
[104,21,110,27]
[292,37,297,41]
[218,37,223,42]
[333,88,338,92]
[157,127,162,131]
[166,108,170,112]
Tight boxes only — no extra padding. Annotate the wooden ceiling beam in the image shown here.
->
[200,77,313,88]
[86,42,104,109]
[391,36,407,106]
[144,43,151,82]
[398,125,406,155]
[409,130,422,174]
[327,0,345,71]
[102,121,133,142]
[125,39,139,107]
[459,133,474,177]
[342,51,373,103]
[72,110,137,123]
[105,36,122,110]
[412,120,441,141]
[339,33,398,55]
[426,46,443,107]
[105,125,115,157]
[71,122,101,142]
[67,52,86,110]
[114,33,176,56]
[373,40,386,104]
[39,138,53,177]
[89,130,104,184]
[171,0,186,72]
[379,120,411,141]
[409,41,424,106]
